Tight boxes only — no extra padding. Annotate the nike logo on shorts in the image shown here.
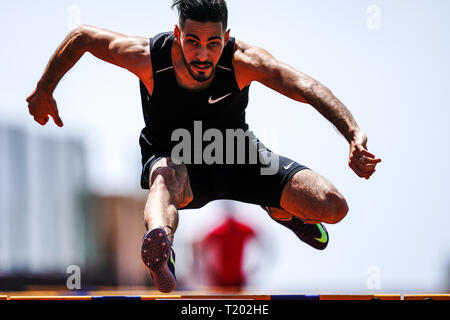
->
[208,93,232,104]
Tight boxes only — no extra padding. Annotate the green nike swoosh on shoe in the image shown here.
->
[314,223,328,244]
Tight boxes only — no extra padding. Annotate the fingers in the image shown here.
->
[33,114,63,127]
[360,155,378,169]
[32,114,58,127]
[349,152,380,180]
[362,157,382,165]
[33,115,48,126]
[349,164,374,180]
[356,147,382,162]
[51,113,64,127]
[350,133,381,179]
[26,91,36,103]
[50,99,64,127]
[27,94,63,127]
[349,160,375,179]
[357,148,375,158]
[362,169,376,180]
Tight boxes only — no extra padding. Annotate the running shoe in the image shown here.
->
[262,206,329,250]
[141,227,176,293]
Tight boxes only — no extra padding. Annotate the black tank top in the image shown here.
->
[139,32,250,155]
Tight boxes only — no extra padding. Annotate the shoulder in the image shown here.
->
[232,39,279,87]
[233,39,277,68]
[111,36,150,65]
[121,36,153,87]
[78,25,151,60]
[114,35,152,91]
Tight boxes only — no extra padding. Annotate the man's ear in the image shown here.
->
[174,24,181,40]
[225,29,231,44]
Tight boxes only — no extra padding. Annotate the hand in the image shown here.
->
[348,131,381,179]
[26,89,64,127]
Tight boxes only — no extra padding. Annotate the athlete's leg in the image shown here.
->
[141,157,194,293]
[279,169,348,225]
[143,157,194,243]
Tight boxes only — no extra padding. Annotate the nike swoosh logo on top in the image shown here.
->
[314,224,328,243]
[283,162,295,170]
[208,93,232,104]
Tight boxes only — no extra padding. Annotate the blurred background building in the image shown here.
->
[0,124,151,290]
[0,124,95,288]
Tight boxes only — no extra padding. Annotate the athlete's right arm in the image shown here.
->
[26,25,152,127]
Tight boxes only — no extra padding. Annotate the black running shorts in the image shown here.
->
[140,136,309,210]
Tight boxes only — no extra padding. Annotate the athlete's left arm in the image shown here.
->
[233,41,381,179]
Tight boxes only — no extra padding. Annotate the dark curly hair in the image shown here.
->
[172,0,228,30]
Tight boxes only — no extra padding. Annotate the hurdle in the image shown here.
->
[8,296,92,300]
[320,295,401,300]
[403,294,450,300]
[270,295,319,300]
[168,295,271,300]
[3,293,450,300]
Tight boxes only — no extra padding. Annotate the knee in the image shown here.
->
[322,191,348,224]
[150,167,181,200]
[151,167,177,189]
[150,166,193,208]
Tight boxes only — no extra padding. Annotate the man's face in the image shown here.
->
[175,19,230,82]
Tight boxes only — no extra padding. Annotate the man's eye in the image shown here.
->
[187,39,198,45]
[209,42,219,47]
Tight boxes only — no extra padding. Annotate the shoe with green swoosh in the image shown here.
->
[141,227,176,293]
[262,206,329,250]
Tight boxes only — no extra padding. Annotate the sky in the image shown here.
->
[1,0,450,293]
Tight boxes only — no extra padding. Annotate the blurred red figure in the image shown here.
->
[201,215,256,289]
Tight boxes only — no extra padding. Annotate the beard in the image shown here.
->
[181,50,216,83]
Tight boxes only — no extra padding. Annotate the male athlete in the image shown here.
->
[27,0,381,293]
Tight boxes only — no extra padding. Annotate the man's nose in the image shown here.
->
[195,47,208,62]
